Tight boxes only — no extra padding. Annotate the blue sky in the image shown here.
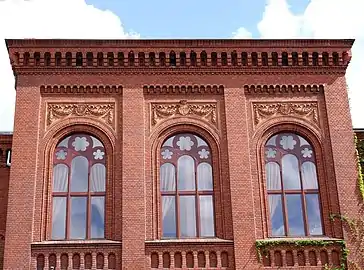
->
[0,0,363,131]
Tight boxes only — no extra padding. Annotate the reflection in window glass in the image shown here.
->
[282,154,301,190]
[91,197,105,238]
[162,196,176,238]
[70,197,87,239]
[178,156,195,191]
[197,163,213,191]
[160,163,176,191]
[286,195,305,236]
[306,194,323,235]
[268,195,284,236]
[51,197,66,239]
[180,196,196,237]
[200,195,214,237]
[70,156,89,192]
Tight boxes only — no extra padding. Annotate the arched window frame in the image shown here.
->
[49,133,108,240]
[263,131,325,237]
[157,132,220,239]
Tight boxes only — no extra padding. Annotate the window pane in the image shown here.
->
[306,194,323,235]
[286,194,305,236]
[177,156,195,191]
[268,195,284,236]
[70,156,89,192]
[266,162,281,190]
[91,196,105,238]
[199,195,215,237]
[53,164,69,192]
[302,162,318,189]
[180,196,196,237]
[162,196,176,238]
[282,154,301,190]
[160,163,176,191]
[197,163,213,191]
[70,197,87,239]
[90,164,106,192]
[51,197,66,239]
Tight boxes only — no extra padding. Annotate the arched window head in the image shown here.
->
[264,132,323,237]
[51,134,106,240]
[160,133,215,238]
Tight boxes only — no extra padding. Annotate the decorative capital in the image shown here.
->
[151,100,217,128]
[47,103,115,130]
[253,102,319,127]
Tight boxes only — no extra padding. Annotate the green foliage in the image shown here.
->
[255,238,347,269]
[354,135,364,201]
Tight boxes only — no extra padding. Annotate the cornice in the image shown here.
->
[6,38,354,49]
[14,68,347,76]
[40,85,123,95]
[143,85,224,95]
[244,84,324,95]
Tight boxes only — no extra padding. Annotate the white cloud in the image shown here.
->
[232,27,253,39]
[0,0,139,131]
[256,0,364,128]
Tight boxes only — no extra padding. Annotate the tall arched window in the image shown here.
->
[51,134,106,240]
[265,132,323,237]
[160,133,215,238]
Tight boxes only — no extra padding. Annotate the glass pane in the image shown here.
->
[177,156,195,191]
[90,164,106,192]
[70,156,89,192]
[199,195,215,237]
[160,163,176,191]
[53,164,69,192]
[51,197,66,239]
[70,197,87,239]
[282,154,301,190]
[265,162,281,190]
[268,195,285,236]
[162,196,176,237]
[286,194,305,236]
[266,135,277,146]
[302,162,318,189]
[306,194,323,235]
[197,163,213,191]
[91,196,105,238]
[179,196,196,237]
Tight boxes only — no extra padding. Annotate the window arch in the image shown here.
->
[264,132,323,237]
[160,133,215,238]
[51,134,106,240]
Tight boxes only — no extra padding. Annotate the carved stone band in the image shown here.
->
[47,103,115,129]
[151,100,217,127]
[253,102,319,126]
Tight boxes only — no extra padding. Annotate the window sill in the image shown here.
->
[146,238,233,244]
[31,239,121,248]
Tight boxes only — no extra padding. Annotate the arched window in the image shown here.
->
[23,52,30,66]
[107,52,114,66]
[302,52,309,66]
[264,133,323,237]
[86,52,93,66]
[51,134,106,240]
[241,52,248,66]
[76,52,83,67]
[55,52,62,66]
[179,52,186,66]
[312,52,319,66]
[200,51,207,66]
[190,51,197,66]
[251,52,258,66]
[149,52,155,66]
[34,52,41,66]
[169,51,176,66]
[128,51,135,66]
[159,52,166,66]
[282,52,288,66]
[332,52,339,66]
[261,52,268,66]
[97,52,103,67]
[211,52,217,66]
[322,52,329,66]
[221,52,228,66]
[66,52,72,66]
[118,52,124,66]
[271,52,278,66]
[292,52,299,66]
[44,52,51,66]
[138,52,145,66]
[160,133,215,238]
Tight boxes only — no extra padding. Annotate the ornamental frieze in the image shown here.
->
[47,103,115,130]
[253,102,319,127]
[151,100,217,128]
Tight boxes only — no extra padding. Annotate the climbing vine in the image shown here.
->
[255,238,347,269]
[354,134,364,201]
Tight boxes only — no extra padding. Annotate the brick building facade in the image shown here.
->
[0,38,362,269]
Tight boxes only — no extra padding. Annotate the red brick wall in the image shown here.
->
[0,134,12,270]
[3,39,361,269]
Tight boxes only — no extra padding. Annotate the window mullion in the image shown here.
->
[87,161,91,239]
[298,159,309,236]
[66,163,72,240]
[280,158,289,236]
[175,162,180,239]
[195,159,200,238]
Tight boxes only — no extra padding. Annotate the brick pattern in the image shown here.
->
[1,39,361,269]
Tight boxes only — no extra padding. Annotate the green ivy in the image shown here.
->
[354,134,364,201]
[255,238,347,269]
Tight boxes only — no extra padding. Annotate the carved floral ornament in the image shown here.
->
[151,100,217,128]
[253,102,319,127]
[47,103,115,130]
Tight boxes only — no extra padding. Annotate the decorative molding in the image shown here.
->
[40,85,122,95]
[245,84,324,95]
[253,102,319,126]
[151,100,217,128]
[144,85,224,95]
[47,103,115,129]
